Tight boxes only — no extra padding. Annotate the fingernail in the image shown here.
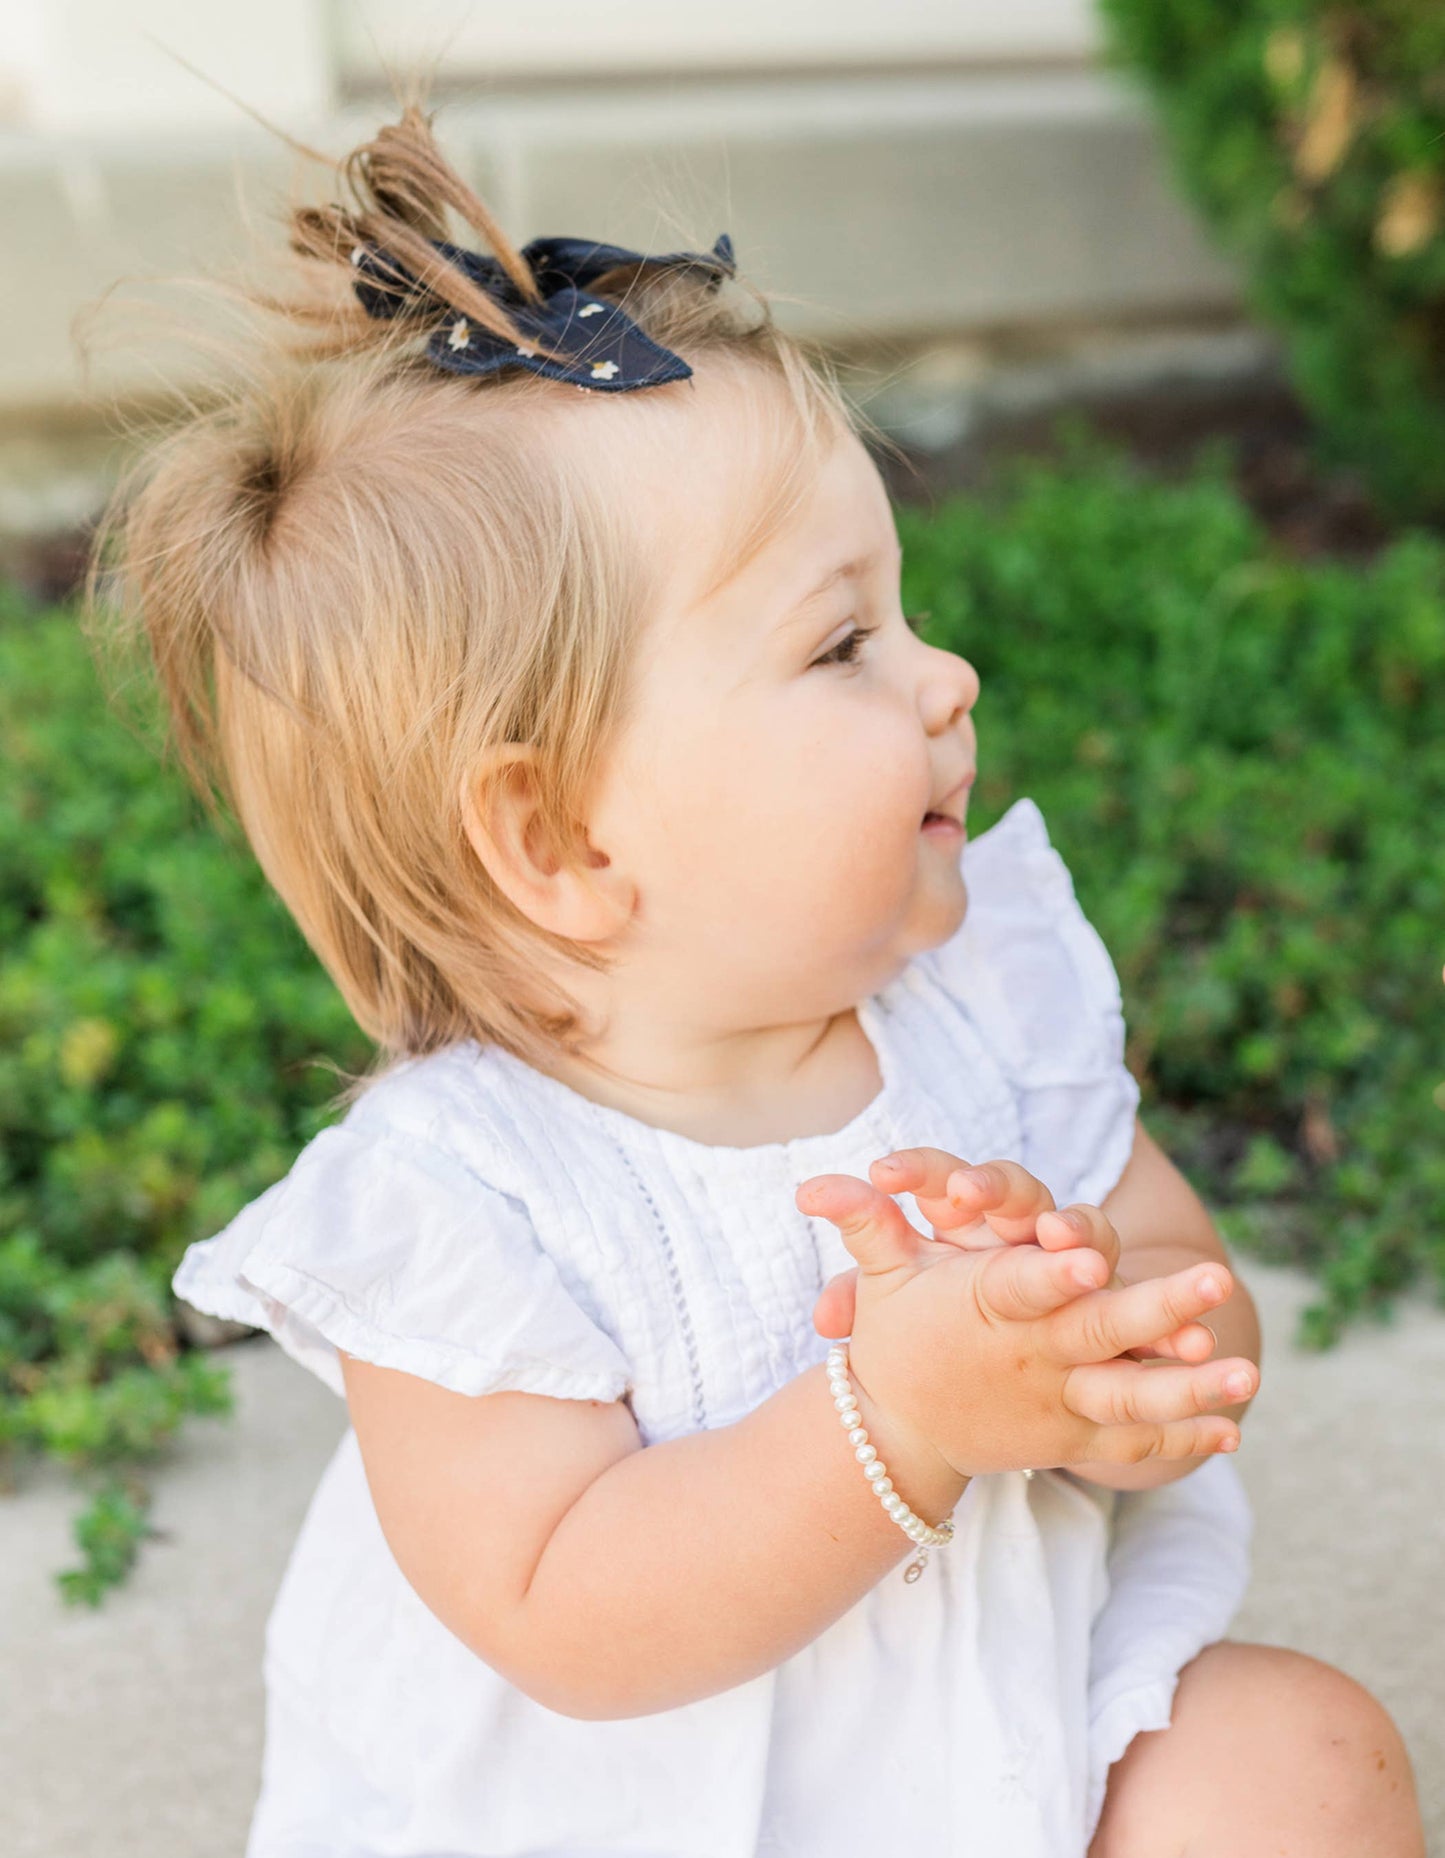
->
[1199,1274,1224,1301]
[1224,1372,1252,1398]
[952,1166,990,1197]
[875,1154,902,1171]
[1057,1210,1084,1232]
[1217,1433,1239,1452]
[1071,1263,1098,1289]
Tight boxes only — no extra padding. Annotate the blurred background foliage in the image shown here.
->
[0,597,370,1601]
[902,429,1445,1343]
[1099,0,1445,523]
[3,424,1443,1600]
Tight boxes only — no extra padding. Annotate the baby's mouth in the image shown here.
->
[921,770,975,831]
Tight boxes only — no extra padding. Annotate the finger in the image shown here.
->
[795,1174,930,1277]
[1076,1414,1241,1467]
[944,1159,1056,1244]
[1122,1321,1219,1363]
[1047,1262,1234,1363]
[868,1147,998,1244]
[975,1242,1111,1324]
[1103,1271,1217,1361]
[1035,1204,1120,1275]
[812,1267,858,1339]
[1063,1357,1258,1427]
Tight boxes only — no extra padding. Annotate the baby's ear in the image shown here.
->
[459,748,632,941]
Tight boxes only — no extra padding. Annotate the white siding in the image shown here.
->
[335,0,1098,84]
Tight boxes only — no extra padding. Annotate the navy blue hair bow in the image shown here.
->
[349,231,737,392]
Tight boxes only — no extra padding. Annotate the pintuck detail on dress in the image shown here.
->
[171,796,1252,1858]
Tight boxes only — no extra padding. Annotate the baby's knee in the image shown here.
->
[1220,1642,1402,1754]
[1092,1641,1424,1858]
[1192,1642,1422,1847]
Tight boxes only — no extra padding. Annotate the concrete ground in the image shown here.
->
[1,1257,1440,1857]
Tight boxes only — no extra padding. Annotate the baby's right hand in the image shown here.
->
[795,1170,1250,1480]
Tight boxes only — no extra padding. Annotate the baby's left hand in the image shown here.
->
[807,1148,1217,1365]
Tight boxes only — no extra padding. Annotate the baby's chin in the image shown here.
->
[914,872,969,959]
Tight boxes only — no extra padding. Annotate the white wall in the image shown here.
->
[0,0,332,131]
[0,0,1099,134]
[333,0,1097,84]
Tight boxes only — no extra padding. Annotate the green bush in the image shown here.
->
[0,591,370,1601]
[1098,1,1445,523]
[901,428,1445,1346]
[3,430,1444,1602]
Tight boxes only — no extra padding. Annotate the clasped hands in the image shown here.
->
[795,1148,1257,1482]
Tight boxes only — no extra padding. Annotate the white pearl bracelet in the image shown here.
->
[826,1341,955,1582]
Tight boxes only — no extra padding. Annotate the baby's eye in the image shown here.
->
[811,623,879,669]
[810,611,931,669]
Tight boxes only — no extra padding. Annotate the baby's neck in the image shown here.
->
[530,1007,884,1148]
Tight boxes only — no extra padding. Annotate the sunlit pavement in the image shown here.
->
[2,1258,1440,1857]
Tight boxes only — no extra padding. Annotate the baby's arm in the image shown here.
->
[339,1183,1241,1721]
[1071,1117,1262,1492]
[339,1344,967,1720]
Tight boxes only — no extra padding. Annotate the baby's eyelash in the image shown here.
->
[811,612,931,669]
[813,624,879,668]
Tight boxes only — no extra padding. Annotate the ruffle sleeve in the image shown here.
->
[1083,1453,1255,1841]
[171,1114,633,1405]
[928,797,1142,1209]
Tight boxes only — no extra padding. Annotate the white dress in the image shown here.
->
[172,798,1253,1858]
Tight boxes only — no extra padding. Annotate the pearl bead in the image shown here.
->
[827,1341,950,1576]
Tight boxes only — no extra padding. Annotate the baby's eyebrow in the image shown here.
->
[779,544,900,628]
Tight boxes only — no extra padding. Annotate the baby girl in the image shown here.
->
[103,103,1425,1857]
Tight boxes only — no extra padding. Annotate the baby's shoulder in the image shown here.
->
[170,1041,633,1403]
[339,1042,577,1203]
[342,1042,504,1160]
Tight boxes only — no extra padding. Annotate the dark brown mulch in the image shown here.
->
[875,377,1403,567]
[3,526,97,610]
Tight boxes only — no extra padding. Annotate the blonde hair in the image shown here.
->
[88,104,901,1072]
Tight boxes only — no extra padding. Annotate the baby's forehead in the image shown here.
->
[593,374,860,635]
